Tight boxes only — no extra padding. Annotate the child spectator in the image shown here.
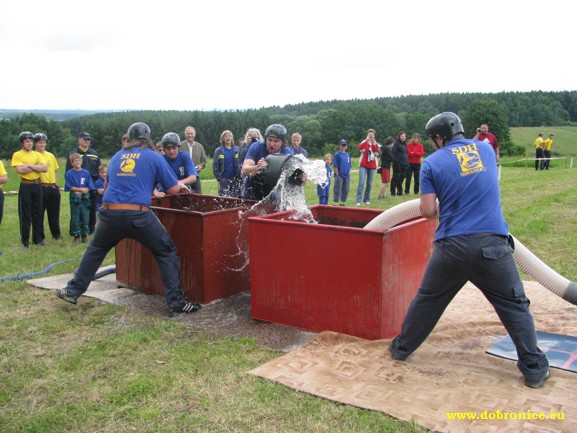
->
[377,136,394,200]
[333,139,352,206]
[65,153,96,243]
[95,164,108,209]
[317,153,333,204]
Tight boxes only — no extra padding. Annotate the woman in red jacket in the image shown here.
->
[355,129,380,206]
[405,133,425,195]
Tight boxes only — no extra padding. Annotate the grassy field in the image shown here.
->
[510,125,577,158]
[1,154,576,432]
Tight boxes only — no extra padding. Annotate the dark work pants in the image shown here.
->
[88,189,98,233]
[390,163,407,195]
[0,190,4,225]
[543,150,551,170]
[390,234,549,383]
[41,185,61,239]
[18,182,44,246]
[535,148,544,170]
[191,177,202,193]
[405,163,421,194]
[64,209,187,308]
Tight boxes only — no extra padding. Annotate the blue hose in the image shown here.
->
[0,259,80,282]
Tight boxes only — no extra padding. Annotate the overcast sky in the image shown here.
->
[1,0,573,112]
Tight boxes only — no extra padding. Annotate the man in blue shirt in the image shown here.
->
[56,123,201,316]
[389,112,550,389]
[162,132,198,191]
[241,124,294,200]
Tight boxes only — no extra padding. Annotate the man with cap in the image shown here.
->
[66,132,101,234]
[56,122,201,316]
[241,124,294,200]
[11,131,47,248]
[389,112,550,389]
[332,139,352,206]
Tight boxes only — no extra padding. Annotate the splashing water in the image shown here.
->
[230,154,329,271]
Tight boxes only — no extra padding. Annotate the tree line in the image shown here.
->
[1,90,575,160]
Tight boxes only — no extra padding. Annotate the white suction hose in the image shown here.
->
[364,199,577,306]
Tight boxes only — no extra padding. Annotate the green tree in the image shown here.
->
[461,98,510,142]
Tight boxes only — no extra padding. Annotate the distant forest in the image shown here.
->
[1,90,576,160]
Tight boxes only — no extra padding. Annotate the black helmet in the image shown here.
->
[33,133,48,142]
[161,132,181,148]
[127,122,151,140]
[265,124,287,142]
[19,131,34,142]
[425,112,464,140]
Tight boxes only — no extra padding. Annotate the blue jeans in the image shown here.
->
[356,167,375,203]
[390,234,549,383]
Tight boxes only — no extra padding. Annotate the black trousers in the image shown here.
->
[390,163,407,195]
[41,185,61,239]
[390,235,549,383]
[18,182,44,246]
[0,190,4,226]
[405,163,421,194]
[535,148,544,170]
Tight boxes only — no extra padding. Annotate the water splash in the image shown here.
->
[229,154,329,271]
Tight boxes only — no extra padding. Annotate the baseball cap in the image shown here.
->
[79,132,91,140]
[338,139,347,145]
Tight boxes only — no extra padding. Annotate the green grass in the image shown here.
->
[510,126,577,157]
[1,158,576,433]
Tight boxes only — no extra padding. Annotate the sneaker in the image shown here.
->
[81,237,87,244]
[364,201,370,205]
[73,237,80,244]
[525,369,550,389]
[356,203,361,206]
[168,301,202,317]
[56,288,79,305]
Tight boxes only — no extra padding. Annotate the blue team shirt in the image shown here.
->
[65,168,96,191]
[95,178,105,207]
[103,147,179,207]
[420,137,509,241]
[244,141,294,199]
[245,141,293,162]
[333,151,352,180]
[163,151,199,181]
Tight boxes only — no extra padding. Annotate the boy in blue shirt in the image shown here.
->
[162,132,198,190]
[65,153,96,243]
[332,139,352,206]
[95,164,108,209]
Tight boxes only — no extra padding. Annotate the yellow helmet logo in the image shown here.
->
[120,159,136,173]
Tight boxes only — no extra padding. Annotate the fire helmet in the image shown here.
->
[19,131,34,142]
[264,124,287,143]
[425,112,464,140]
[127,122,152,141]
[33,133,48,142]
[161,132,181,148]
